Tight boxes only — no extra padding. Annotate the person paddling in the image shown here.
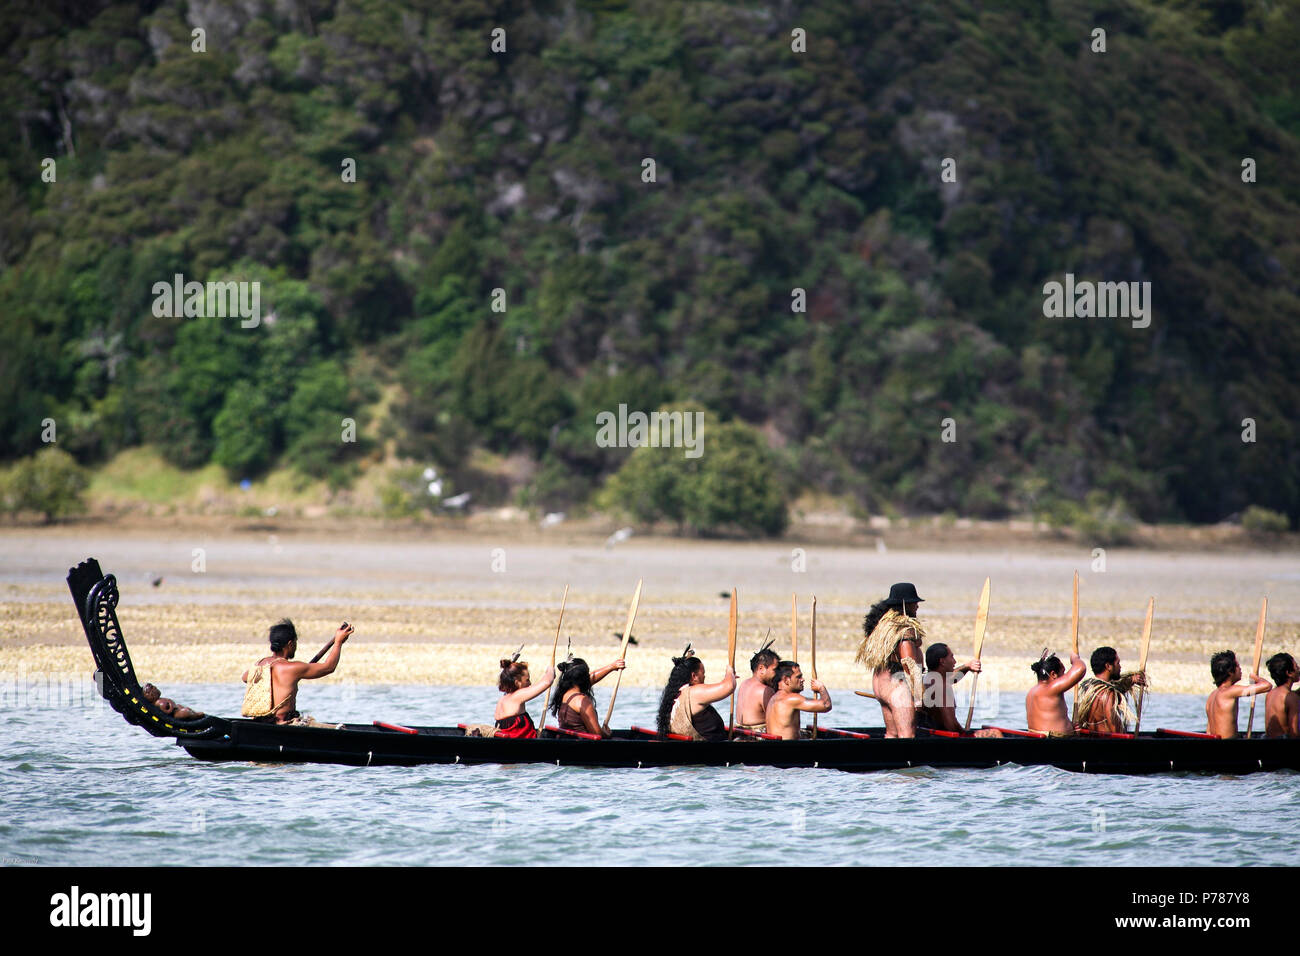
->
[919,642,981,733]
[1205,650,1270,738]
[736,638,779,732]
[1264,653,1299,738]
[656,645,735,741]
[1074,646,1147,734]
[1025,648,1085,736]
[494,648,554,739]
[241,619,351,726]
[764,660,831,740]
[550,655,625,738]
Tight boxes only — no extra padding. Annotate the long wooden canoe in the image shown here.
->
[68,559,1300,776]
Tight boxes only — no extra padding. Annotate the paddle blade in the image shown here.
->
[971,577,991,659]
[1133,596,1155,735]
[728,588,738,666]
[1138,597,1154,671]
[1247,597,1267,738]
[618,579,643,656]
[551,584,570,664]
[964,578,992,732]
[1252,597,1268,671]
[541,584,570,723]
[810,595,818,677]
[603,578,643,728]
[1071,570,1080,654]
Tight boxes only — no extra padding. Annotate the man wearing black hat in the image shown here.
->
[855,583,927,738]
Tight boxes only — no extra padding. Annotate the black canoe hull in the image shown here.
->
[176,720,1300,775]
[68,556,1299,776]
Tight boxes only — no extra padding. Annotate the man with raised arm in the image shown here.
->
[735,640,779,732]
[1024,648,1086,736]
[1264,652,1299,738]
[1074,646,1147,734]
[764,661,831,740]
[241,619,351,726]
[1205,649,1270,739]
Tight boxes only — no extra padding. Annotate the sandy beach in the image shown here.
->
[3,523,1298,702]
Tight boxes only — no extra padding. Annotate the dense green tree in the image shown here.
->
[2,0,1298,530]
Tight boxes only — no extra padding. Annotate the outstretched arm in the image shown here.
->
[1225,675,1271,699]
[300,625,352,679]
[953,659,982,684]
[590,659,626,684]
[793,681,832,713]
[692,667,737,705]
[513,667,554,703]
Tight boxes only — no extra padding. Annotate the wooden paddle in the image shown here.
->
[1070,570,1080,722]
[602,578,643,731]
[1246,596,1268,739]
[962,577,991,732]
[811,595,819,739]
[855,690,880,700]
[726,588,738,739]
[1132,597,1154,734]
[791,593,798,663]
[539,584,569,726]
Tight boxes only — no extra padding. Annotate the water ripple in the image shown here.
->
[3,685,1298,865]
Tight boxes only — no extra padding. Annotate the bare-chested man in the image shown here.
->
[1264,653,1299,738]
[1205,649,1270,738]
[1025,649,1085,736]
[736,643,779,731]
[764,661,831,740]
[241,619,351,724]
[919,642,981,733]
[1074,646,1147,734]
[857,583,927,738]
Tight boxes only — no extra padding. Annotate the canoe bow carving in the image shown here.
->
[68,558,225,739]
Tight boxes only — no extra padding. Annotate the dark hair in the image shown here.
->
[773,660,800,688]
[925,642,950,672]
[862,600,891,640]
[498,659,529,693]
[1030,653,1063,681]
[550,658,593,716]
[1210,650,1237,685]
[749,648,779,673]
[1267,652,1294,686]
[656,654,703,736]
[1090,646,1118,675]
[268,619,297,653]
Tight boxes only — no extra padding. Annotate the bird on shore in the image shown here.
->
[605,527,633,549]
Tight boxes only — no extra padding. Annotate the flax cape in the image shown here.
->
[1075,672,1145,731]
[241,660,275,717]
[855,609,926,702]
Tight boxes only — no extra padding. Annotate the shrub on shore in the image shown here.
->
[1242,505,1291,536]
[0,447,89,522]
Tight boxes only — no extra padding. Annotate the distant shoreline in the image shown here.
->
[3,509,1296,554]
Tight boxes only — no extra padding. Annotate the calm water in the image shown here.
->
[2,684,1296,866]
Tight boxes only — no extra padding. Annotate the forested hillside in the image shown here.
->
[3,0,1298,531]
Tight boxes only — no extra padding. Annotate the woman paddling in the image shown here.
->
[494,652,554,739]
[550,656,625,737]
[656,646,735,741]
